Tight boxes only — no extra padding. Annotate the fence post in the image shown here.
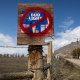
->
[28,45,44,80]
[47,41,53,80]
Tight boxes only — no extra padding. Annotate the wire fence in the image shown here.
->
[0,45,48,57]
[0,46,28,48]
[52,55,60,79]
[0,45,48,49]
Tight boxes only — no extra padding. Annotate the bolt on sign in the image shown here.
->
[17,3,54,45]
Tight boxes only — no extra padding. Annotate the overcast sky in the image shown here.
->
[0,0,80,54]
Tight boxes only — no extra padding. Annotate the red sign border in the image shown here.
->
[20,7,53,36]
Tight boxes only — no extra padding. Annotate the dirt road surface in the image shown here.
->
[66,58,80,66]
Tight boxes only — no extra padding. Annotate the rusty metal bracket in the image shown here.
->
[28,45,43,53]
[29,63,50,71]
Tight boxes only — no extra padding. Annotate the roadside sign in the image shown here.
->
[17,4,54,45]
[20,8,53,36]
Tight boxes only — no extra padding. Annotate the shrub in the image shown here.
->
[71,48,80,59]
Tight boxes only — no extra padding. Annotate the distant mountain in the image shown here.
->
[54,41,80,57]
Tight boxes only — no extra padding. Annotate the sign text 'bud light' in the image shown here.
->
[20,8,53,36]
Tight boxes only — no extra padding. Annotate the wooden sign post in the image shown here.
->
[17,3,54,80]
[28,45,44,80]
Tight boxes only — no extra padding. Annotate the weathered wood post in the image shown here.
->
[17,3,54,80]
[47,41,53,80]
[0,71,33,80]
[28,45,44,80]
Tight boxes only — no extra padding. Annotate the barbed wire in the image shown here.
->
[0,46,28,48]
[0,45,47,49]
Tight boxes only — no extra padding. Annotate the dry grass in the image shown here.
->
[0,56,80,80]
[53,57,80,80]
[0,57,28,73]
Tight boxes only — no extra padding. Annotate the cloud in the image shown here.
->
[0,33,27,55]
[0,33,15,46]
[53,26,80,50]
[59,17,74,30]
[0,33,48,55]
[0,47,28,55]
[1,25,80,54]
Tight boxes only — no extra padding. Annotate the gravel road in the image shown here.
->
[66,58,80,66]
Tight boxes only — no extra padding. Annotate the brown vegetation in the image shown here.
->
[53,56,80,80]
[0,56,28,73]
[0,55,80,80]
[71,48,80,59]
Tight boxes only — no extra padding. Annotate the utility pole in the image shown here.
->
[74,38,80,59]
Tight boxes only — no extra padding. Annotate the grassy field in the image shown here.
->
[0,56,80,80]
[0,56,28,73]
